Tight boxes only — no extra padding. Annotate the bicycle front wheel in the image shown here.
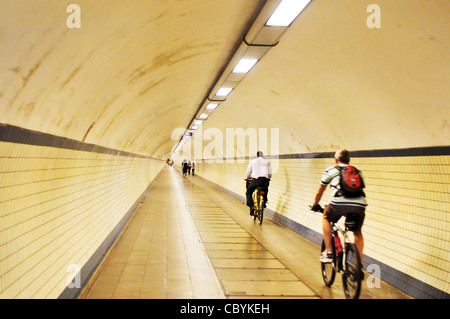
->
[321,239,336,287]
[342,243,362,299]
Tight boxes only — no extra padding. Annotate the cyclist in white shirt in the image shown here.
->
[245,151,272,215]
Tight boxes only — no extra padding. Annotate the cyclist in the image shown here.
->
[245,151,272,216]
[311,149,367,265]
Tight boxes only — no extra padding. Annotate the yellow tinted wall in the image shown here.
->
[0,139,164,298]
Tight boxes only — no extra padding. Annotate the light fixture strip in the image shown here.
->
[206,103,219,110]
[232,58,259,74]
[216,87,233,97]
[172,0,312,158]
[266,0,311,27]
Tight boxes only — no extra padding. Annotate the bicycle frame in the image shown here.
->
[317,208,362,299]
[332,222,349,269]
[252,187,265,224]
[246,178,265,224]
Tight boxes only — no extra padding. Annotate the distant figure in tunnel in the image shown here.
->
[245,151,272,215]
[187,161,192,175]
[182,159,188,176]
[311,149,367,267]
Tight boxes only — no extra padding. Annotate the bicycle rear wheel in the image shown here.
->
[342,243,362,299]
[252,191,258,220]
[321,239,336,287]
[258,193,264,224]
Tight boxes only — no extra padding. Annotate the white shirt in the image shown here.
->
[245,157,272,179]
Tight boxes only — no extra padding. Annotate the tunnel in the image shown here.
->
[0,0,448,300]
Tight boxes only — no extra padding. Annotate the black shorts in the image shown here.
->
[324,204,365,232]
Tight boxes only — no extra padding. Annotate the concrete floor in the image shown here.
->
[79,166,411,299]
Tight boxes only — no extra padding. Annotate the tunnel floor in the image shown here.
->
[79,166,411,299]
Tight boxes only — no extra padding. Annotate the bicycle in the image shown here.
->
[252,186,265,224]
[246,178,265,224]
[310,206,363,299]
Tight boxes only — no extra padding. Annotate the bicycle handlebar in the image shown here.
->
[309,205,324,213]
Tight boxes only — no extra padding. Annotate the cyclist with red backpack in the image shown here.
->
[311,149,367,265]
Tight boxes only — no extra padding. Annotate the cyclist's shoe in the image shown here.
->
[250,208,254,216]
[320,252,333,263]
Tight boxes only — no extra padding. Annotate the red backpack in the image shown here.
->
[336,165,365,197]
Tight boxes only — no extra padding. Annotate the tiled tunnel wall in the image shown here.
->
[195,149,449,299]
[0,126,164,298]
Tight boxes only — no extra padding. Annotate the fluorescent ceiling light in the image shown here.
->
[266,0,311,27]
[194,120,203,125]
[206,103,219,110]
[199,113,209,119]
[233,58,258,73]
[192,126,199,130]
[216,87,233,97]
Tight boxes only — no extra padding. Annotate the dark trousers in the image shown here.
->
[246,177,269,207]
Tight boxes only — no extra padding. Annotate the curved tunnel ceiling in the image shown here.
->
[0,0,265,159]
[0,0,449,160]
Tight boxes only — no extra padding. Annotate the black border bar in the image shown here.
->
[0,124,152,159]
